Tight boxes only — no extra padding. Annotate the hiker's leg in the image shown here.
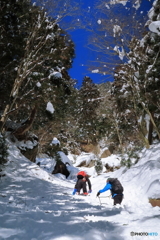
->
[113,194,123,205]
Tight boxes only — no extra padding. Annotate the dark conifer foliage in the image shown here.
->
[77,76,101,143]
[0,0,31,109]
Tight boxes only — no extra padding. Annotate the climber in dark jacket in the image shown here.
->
[72,171,92,195]
[97,178,124,205]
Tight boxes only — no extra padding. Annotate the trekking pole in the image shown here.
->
[99,196,111,198]
[98,196,102,205]
[98,195,111,206]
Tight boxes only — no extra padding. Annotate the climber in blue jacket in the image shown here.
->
[97,178,124,205]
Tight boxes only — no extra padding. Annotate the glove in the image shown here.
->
[72,189,77,195]
[88,190,92,193]
[97,191,100,197]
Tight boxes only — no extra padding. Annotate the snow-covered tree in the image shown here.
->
[111,0,160,148]
[0,0,76,149]
[112,62,150,148]
[97,81,130,153]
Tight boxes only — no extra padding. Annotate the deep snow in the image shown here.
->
[0,140,160,240]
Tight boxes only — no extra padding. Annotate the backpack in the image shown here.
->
[77,171,87,177]
[77,171,89,180]
[108,178,123,194]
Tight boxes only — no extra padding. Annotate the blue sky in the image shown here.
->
[66,0,153,87]
[67,0,114,88]
[68,29,110,88]
[35,0,154,88]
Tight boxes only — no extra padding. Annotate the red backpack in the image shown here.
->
[77,171,87,177]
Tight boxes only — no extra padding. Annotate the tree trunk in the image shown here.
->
[148,118,153,145]
[13,106,37,140]
[113,116,124,153]
[137,120,150,149]
[0,104,10,133]
[141,103,160,140]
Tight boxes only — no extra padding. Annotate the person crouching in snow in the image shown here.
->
[97,178,124,205]
[72,171,92,195]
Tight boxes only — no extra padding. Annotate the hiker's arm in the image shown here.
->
[99,183,111,193]
[87,178,92,190]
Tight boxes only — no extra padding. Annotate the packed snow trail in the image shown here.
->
[0,157,123,240]
[0,146,124,240]
[0,144,160,240]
